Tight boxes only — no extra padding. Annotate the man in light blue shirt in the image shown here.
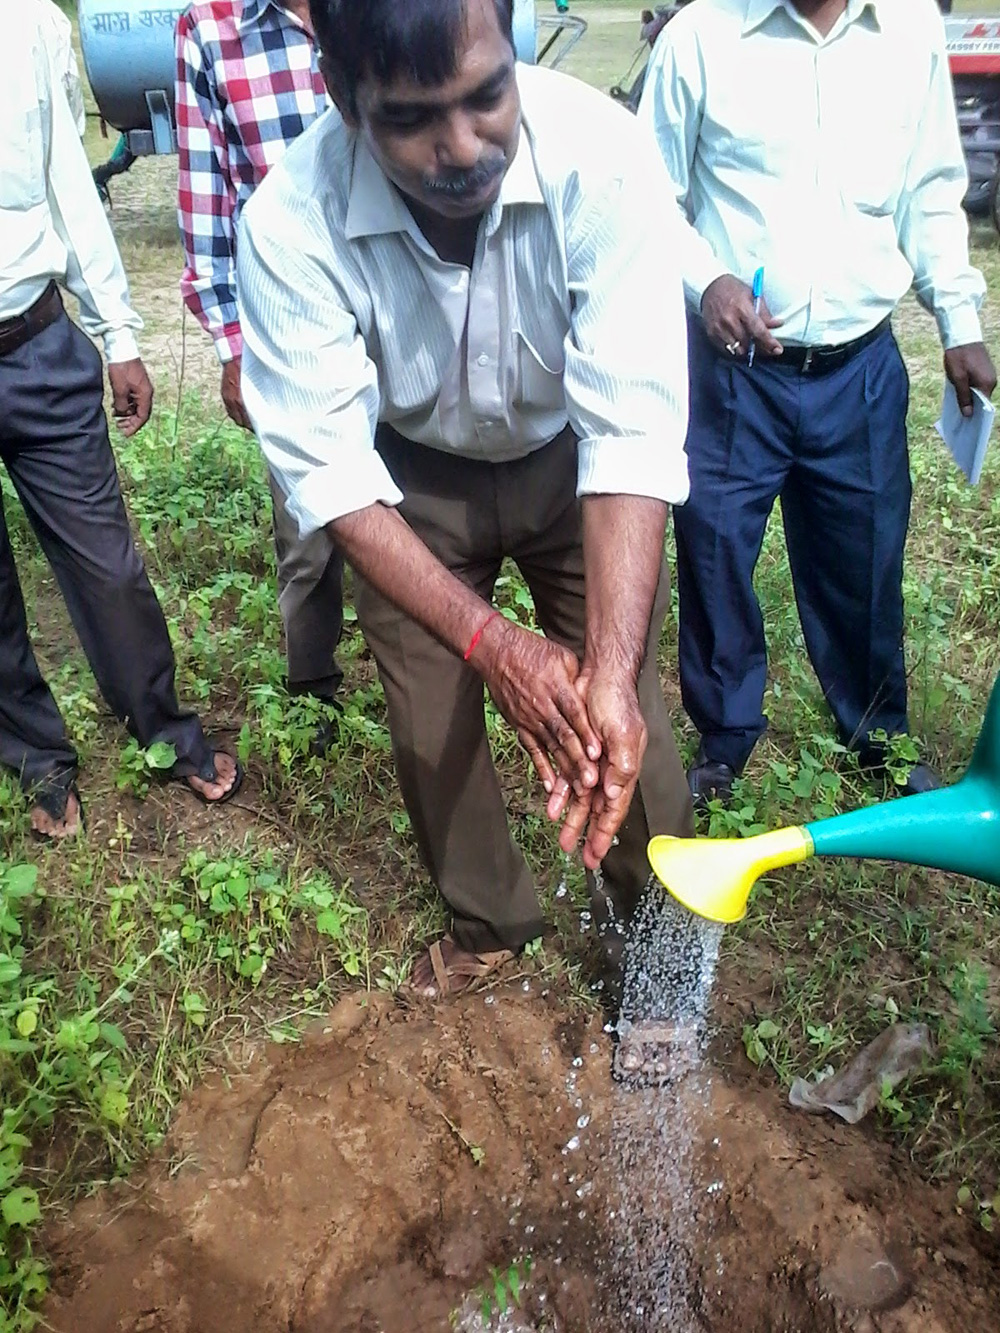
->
[640,0,995,804]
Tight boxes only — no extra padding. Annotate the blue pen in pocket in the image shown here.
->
[748,266,765,368]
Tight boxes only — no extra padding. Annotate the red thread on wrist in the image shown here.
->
[464,610,502,662]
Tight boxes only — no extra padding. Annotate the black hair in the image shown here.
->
[310,0,515,117]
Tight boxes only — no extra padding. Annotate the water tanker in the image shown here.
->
[78,0,184,155]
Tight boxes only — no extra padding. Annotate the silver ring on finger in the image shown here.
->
[725,340,742,357]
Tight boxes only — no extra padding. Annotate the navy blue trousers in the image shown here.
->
[675,318,912,773]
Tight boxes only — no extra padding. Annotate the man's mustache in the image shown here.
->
[422,156,506,199]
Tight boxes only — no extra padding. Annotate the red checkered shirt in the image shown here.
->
[176,0,328,363]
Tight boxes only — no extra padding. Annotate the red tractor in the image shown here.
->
[945,14,1000,229]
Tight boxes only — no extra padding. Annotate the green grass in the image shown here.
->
[1,4,999,1327]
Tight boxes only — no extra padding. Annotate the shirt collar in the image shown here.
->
[497,124,545,208]
[345,138,419,242]
[239,0,286,31]
[742,0,882,37]
[344,123,543,243]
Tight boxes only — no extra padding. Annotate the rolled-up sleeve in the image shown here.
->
[565,144,690,506]
[237,196,402,537]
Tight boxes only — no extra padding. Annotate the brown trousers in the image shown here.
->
[355,426,694,954]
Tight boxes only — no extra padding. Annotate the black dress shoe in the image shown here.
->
[309,717,338,757]
[897,761,942,797]
[687,756,737,810]
[308,698,344,758]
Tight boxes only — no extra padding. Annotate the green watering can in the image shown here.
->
[648,674,1000,924]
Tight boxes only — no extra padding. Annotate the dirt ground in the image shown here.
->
[44,984,999,1333]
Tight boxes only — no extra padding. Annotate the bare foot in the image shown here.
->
[186,751,239,803]
[30,789,83,840]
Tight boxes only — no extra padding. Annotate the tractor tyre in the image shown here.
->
[990,169,1000,236]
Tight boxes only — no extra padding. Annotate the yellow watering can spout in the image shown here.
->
[648,826,815,924]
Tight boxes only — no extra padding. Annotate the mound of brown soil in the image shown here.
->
[44,987,998,1332]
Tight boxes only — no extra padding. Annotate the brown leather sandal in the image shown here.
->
[411,934,515,999]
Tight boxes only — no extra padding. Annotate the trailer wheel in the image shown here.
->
[990,169,1000,235]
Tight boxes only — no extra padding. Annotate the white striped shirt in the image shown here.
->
[237,63,690,538]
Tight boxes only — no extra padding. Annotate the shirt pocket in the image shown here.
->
[834,120,912,218]
[513,329,565,414]
[0,104,46,210]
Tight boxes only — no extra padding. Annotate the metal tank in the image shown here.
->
[512,0,537,66]
[79,0,542,158]
[78,0,185,154]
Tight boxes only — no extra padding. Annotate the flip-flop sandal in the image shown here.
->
[182,753,245,807]
[411,934,516,999]
[29,780,86,842]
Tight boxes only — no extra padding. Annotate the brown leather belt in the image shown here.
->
[0,282,63,358]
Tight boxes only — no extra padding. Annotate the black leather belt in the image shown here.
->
[0,283,63,358]
[776,317,892,376]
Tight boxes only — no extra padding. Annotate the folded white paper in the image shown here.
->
[935,382,994,485]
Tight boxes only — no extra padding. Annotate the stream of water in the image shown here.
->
[456,885,726,1333]
[605,890,725,1330]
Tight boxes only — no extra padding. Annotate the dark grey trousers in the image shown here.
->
[268,473,344,701]
[0,307,214,798]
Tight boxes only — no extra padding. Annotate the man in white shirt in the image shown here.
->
[0,0,240,838]
[239,0,694,995]
[640,0,996,806]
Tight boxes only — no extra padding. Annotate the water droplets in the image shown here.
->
[602,888,725,1331]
